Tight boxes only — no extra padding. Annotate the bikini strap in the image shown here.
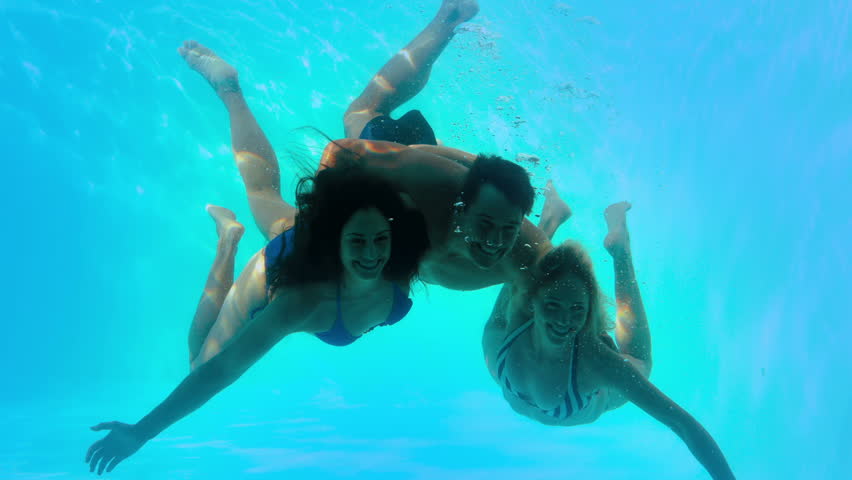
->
[382,284,413,326]
[567,336,585,412]
[495,319,534,383]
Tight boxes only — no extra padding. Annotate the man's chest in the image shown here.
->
[419,250,504,291]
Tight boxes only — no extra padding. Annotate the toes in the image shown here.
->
[180,40,213,59]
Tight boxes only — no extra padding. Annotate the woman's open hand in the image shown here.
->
[85,421,147,475]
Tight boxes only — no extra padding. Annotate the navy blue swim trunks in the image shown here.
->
[359,109,437,146]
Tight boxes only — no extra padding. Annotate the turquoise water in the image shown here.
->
[3,0,850,478]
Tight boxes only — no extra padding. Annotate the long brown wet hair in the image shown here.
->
[266,165,429,293]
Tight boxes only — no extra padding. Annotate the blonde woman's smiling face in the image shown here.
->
[531,273,589,345]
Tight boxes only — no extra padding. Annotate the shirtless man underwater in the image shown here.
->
[179,0,566,294]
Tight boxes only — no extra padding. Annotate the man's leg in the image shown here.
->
[344,0,480,138]
[179,41,296,241]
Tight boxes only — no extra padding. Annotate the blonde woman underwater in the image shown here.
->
[483,189,735,479]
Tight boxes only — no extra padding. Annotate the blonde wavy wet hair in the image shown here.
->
[531,240,614,336]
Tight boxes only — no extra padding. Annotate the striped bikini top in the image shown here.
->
[495,319,595,420]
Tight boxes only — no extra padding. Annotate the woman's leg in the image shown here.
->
[604,202,652,377]
[187,205,245,366]
[537,180,572,240]
[190,249,271,370]
[344,0,480,138]
[179,41,296,241]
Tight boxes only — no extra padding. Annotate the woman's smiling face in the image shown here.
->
[531,272,590,345]
[339,207,392,281]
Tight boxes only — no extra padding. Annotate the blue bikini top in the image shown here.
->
[315,282,413,347]
[265,229,413,347]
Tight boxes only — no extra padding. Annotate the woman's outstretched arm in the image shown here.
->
[591,347,735,480]
[85,295,302,475]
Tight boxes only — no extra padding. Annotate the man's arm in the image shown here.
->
[320,139,467,179]
[410,144,478,168]
[503,219,553,287]
[320,138,466,211]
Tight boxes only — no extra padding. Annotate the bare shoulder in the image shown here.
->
[483,285,533,374]
[482,285,518,377]
[503,220,552,286]
[519,220,553,259]
[482,295,508,346]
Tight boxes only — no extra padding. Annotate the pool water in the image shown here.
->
[2,1,849,478]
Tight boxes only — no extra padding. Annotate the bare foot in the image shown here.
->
[206,204,244,246]
[543,180,572,222]
[438,0,480,27]
[538,180,572,240]
[604,201,632,257]
[178,40,240,95]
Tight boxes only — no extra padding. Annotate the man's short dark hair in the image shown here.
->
[460,154,535,215]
